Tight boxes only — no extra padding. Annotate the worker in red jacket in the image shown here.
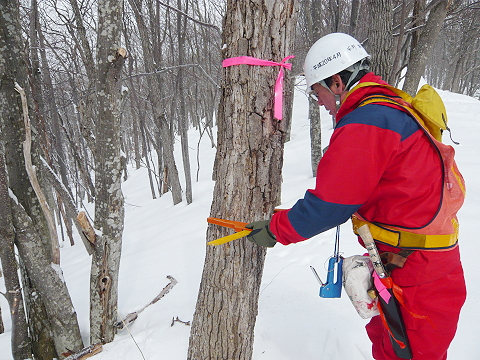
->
[246,33,466,360]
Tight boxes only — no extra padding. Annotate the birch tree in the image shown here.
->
[188,1,298,359]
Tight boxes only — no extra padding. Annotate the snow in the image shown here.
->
[1,84,479,359]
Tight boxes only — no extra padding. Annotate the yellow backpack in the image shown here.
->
[352,82,455,143]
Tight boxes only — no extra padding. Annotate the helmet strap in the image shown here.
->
[319,79,343,111]
[335,94,341,110]
[344,59,370,90]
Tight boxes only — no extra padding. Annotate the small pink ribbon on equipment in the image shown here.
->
[373,271,392,304]
[222,55,295,120]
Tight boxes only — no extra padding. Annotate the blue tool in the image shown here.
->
[310,226,343,298]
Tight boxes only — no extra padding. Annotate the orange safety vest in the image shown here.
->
[349,84,466,250]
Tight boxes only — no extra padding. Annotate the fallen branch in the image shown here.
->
[171,316,190,327]
[63,343,102,360]
[116,275,178,329]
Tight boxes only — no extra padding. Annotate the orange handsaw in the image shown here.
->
[206,217,251,246]
[206,210,285,246]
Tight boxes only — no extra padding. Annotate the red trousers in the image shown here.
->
[366,246,466,360]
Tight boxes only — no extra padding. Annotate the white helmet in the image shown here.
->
[304,33,370,89]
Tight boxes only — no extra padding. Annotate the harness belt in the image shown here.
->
[352,215,458,250]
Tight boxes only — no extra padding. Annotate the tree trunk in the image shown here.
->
[367,0,394,80]
[309,97,322,176]
[188,1,298,359]
[12,201,84,358]
[178,1,193,205]
[89,0,126,345]
[388,0,407,85]
[402,0,448,95]
[349,0,361,36]
[128,0,183,205]
[0,0,59,357]
[0,143,32,360]
[68,0,97,152]
[140,116,158,199]
[308,0,323,176]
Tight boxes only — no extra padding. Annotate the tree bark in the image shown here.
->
[90,0,126,345]
[308,0,323,176]
[0,0,60,356]
[188,1,298,359]
[309,97,322,176]
[402,0,449,95]
[13,201,84,358]
[0,143,32,360]
[367,0,394,80]
[176,0,193,204]
[388,0,407,85]
[349,0,361,36]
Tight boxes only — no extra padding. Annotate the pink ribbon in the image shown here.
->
[222,55,295,120]
[373,271,392,304]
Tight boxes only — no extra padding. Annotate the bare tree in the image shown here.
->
[188,1,299,359]
[366,0,394,79]
[0,142,31,360]
[307,0,324,176]
[0,1,85,358]
[128,0,184,205]
[402,0,450,94]
[176,0,193,204]
[89,0,127,345]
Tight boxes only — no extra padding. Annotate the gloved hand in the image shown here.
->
[245,220,277,247]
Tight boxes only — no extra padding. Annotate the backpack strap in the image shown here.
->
[344,81,414,104]
[357,94,433,140]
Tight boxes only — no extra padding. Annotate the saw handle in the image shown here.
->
[207,217,249,232]
[357,224,387,279]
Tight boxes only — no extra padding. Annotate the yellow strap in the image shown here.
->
[351,216,458,249]
[207,230,251,246]
[345,81,414,104]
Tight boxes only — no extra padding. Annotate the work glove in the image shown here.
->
[245,220,277,248]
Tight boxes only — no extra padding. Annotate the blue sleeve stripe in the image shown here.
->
[287,191,361,238]
[337,104,420,141]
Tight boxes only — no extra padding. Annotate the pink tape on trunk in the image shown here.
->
[222,55,295,120]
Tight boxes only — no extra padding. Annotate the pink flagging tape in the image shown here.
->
[373,271,392,304]
[222,55,295,120]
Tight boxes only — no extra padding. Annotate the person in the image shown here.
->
[245,33,466,360]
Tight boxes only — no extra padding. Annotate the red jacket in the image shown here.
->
[270,73,465,358]
[271,73,442,245]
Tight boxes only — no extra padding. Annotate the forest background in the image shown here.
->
[0,0,479,359]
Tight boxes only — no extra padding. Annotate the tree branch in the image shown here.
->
[116,275,178,329]
[122,63,220,88]
[156,0,221,33]
[14,82,60,264]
